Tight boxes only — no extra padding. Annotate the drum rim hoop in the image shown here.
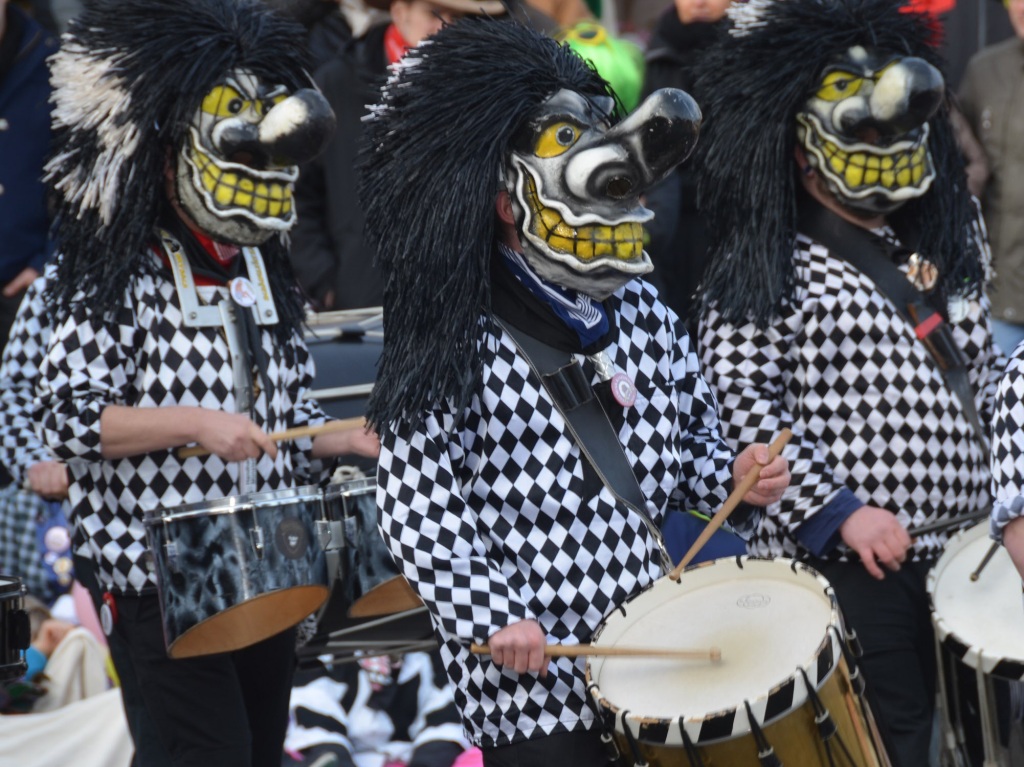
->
[585,556,842,746]
[322,477,377,501]
[0,576,24,598]
[144,484,323,524]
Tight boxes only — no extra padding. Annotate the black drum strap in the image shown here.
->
[494,316,673,574]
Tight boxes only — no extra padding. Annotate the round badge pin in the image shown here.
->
[100,592,118,636]
[610,371,637,408]
[229,277,257,308]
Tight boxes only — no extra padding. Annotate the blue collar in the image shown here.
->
[498,244,609,348]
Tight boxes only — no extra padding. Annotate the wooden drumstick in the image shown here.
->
[969,541,1001,582]
[176,416,367,459]
[668,428,794,582]
[469,643,722,662]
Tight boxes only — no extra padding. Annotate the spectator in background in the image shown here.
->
[639,0,732,330]
[959,0,1024,355]
[558,21,644,112]
[0,268,71,600]
[266,0,391,71]
[0,0,55,357]
[522,0,590,30]
[0,0,64,604]
[289,0,505,312]
[283,651,468,767]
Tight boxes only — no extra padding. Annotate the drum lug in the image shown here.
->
[250,527,265,559]
[846,628,863,658]
[164,541,180,573]
[316,519,344,551]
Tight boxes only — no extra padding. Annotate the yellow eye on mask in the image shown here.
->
[817,71,864,102]
[201,85,251,118]
[535,121,582,158]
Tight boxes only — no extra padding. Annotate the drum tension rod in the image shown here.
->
[619,710,650,767]
[589,686,626,767]
[831,625,866,697]
[796,668,857,767]
[743,700,781,767]
[676,718,707,767]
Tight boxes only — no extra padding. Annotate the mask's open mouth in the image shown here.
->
[525,174,644,263]
[798,113,934,200]
[184,128,298,226]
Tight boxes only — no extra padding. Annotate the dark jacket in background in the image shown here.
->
[0,4,55,288]
[640,10,724,331]
[290,23,388,311]
[959,37,1024,327]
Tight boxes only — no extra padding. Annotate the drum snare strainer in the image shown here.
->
[587,556,889,766]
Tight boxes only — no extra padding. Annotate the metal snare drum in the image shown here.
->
[308,477,432,664]
[144,486,329,659]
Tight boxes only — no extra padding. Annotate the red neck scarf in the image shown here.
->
[384,23,412,66]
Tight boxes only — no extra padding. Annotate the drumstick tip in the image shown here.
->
[710,647,722,662]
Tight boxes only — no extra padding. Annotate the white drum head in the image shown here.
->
[928,523,1024,676]
[588,557,839,744]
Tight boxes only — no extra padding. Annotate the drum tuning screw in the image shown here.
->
[250,527,265,559]
[164,541,180,573]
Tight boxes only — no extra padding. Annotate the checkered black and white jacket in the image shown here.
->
[0,271,53,484]
[991,343,1024,541]
[377,279,745,748]
[0,270,58,593]
[36,249,333,595]
[700,232,1002,563]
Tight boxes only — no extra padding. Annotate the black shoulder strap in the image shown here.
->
[493,316,673,573]
[797,199,989,454]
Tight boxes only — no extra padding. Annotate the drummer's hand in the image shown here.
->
[27,460,69,500]
[344,425,380,459]
[734,443,790,507]
[311,423,381,459]
[1002,517,1024,582]
[195,411,277,462]
[840,506,911,580]
[487,620,548,677]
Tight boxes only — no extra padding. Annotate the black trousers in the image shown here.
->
[110,592,296,767]
[73,555,172,767]
[810,558,936,767]
[482,729,609,767]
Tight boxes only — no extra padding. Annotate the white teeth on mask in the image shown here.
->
[525,175,644,262]
[797,113,935,202]
[184,128,297,223]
